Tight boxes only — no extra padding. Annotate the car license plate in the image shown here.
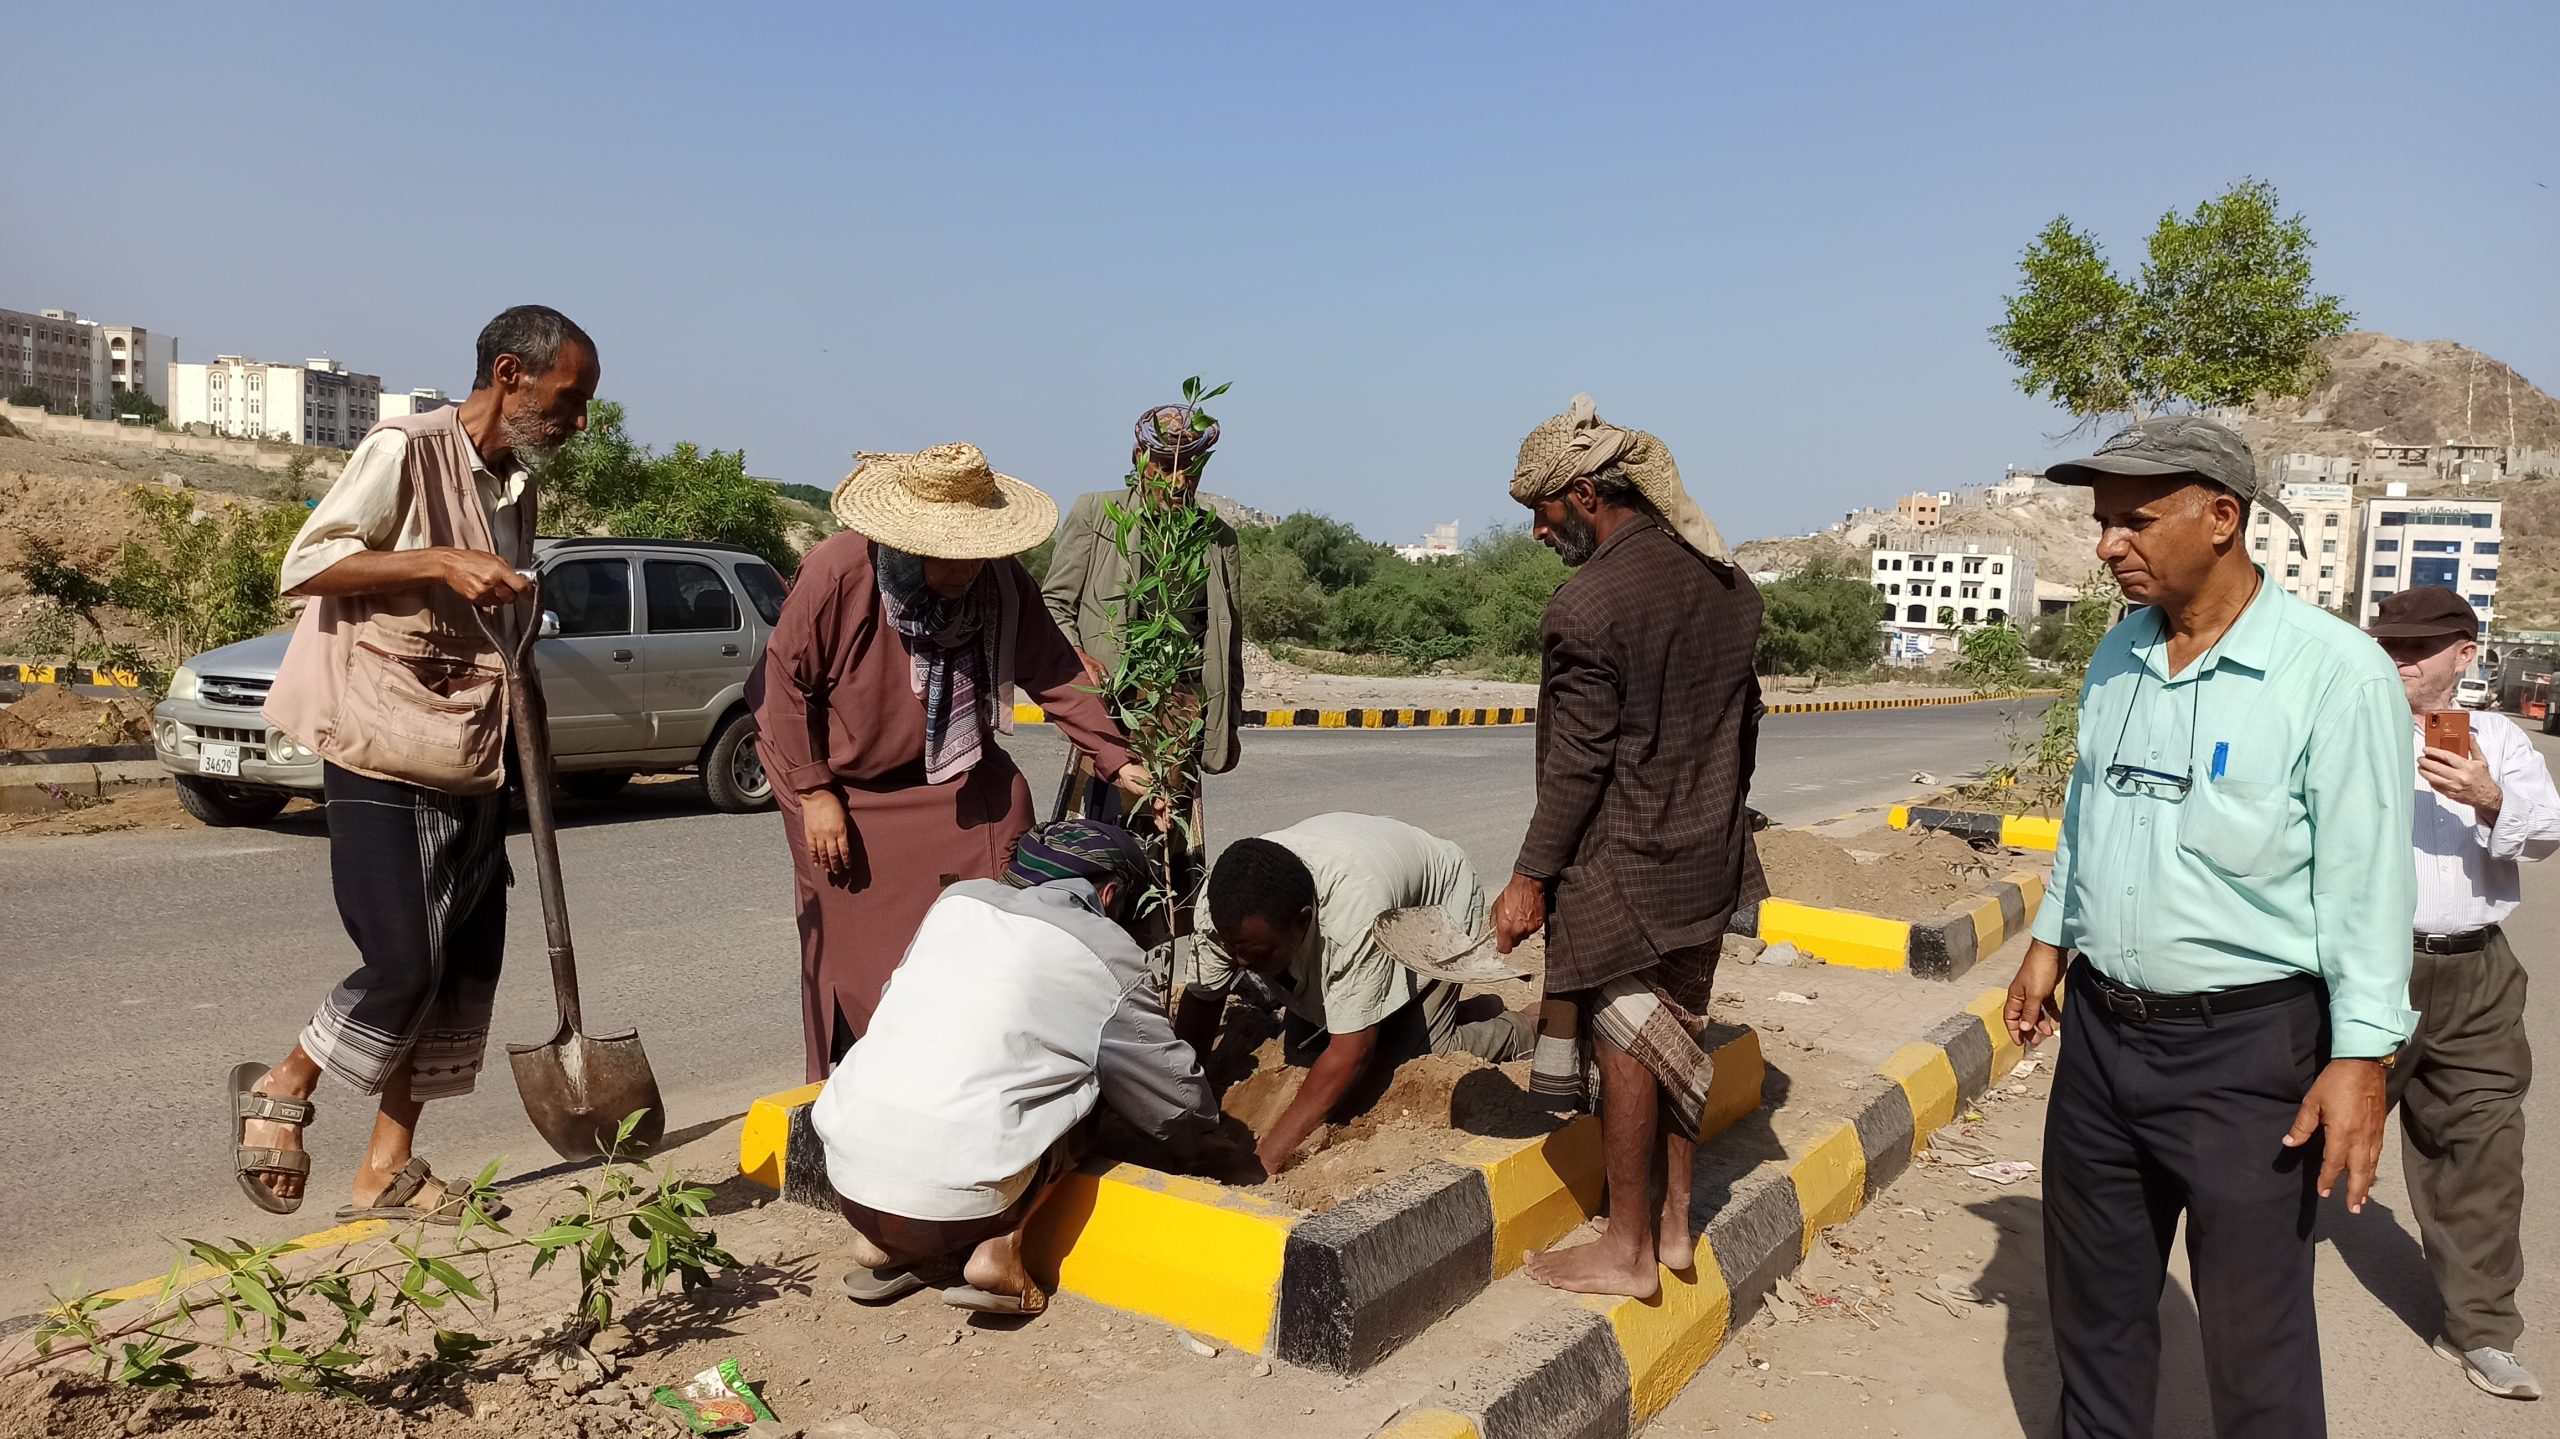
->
[199,742,241,777]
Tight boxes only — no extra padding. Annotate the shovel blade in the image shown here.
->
[507,1029,668,1162]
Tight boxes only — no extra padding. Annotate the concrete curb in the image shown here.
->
[737,1025,1765,1372]
[1729,870,2046,980]
[1889,803,2061,852]
[1375,988,2027,1439]
[1001,691,2047,733]
[4,662,152,689]
[0,759,169,814]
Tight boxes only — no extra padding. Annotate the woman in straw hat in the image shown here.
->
[749,444,1151,1080]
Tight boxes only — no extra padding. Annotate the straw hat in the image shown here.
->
[829,443,1059,560]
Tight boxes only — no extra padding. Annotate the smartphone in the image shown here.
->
[2423,709,2474,759]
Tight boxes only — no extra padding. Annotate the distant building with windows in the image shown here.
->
[171,355,382,447]
[0,307,178,419]
[2249,482,2360,613]
[2357,492,2501,633]
[379,387,453,421]
[1393,521,1461,562]
[1870,537,2036,636]
[1894,492,1947,530]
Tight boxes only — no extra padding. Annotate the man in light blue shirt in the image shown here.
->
[2006,416,2415,1439]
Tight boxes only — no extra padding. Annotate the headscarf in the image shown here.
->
[1136,404,1221,468]
[874,544,1006,784]
[1003,818,1153,891]
[1510,394,1731,562]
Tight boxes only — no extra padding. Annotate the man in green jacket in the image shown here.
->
[1041,402,1246,803]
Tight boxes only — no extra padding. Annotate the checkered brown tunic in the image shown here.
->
[1518,517,1768,995]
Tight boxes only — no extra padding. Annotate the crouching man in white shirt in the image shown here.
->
[812,819,1221,1317]
[2369,586,2560,1401]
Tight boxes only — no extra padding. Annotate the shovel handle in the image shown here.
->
[474,585,582,1035]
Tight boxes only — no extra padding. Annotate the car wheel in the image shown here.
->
[561,771,634,803]
[703,711,773,813]
[173,776,291,827]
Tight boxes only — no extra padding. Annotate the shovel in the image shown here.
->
[476,586,668,1161]
[1369,906,1535,985]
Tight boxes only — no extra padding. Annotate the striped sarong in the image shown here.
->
[297,762,510,1100]
[1585,967,1719,1139]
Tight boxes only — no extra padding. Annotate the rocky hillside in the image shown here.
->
[2243,331,2560,462]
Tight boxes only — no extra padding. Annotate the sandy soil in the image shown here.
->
[0,690,152,751]
[1757,825,2004,921]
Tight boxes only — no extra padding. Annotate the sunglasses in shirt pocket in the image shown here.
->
[2176,777,2289,877]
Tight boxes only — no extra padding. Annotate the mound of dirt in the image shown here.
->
[2244,331,2560,455]
[1757,825,2002,922]
[0,688,152,750]
[1221,1041,1557,1214]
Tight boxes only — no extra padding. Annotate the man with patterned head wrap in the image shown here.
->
[1493,395,1767,1298]
[812,818,1220,1317]
[1041,403,1247,942]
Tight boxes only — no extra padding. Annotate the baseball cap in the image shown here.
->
[2046,415,2298,535]
[2366,586,2478,640]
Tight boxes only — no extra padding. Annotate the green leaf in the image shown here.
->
[419,1256,484,1301]
[527,1223,599,1249]
[613,1109,651,1149]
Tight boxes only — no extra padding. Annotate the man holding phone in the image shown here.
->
[2370,584,2560,1401]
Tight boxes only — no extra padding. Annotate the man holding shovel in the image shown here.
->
[228,306,599,1222]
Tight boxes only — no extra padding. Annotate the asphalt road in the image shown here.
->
[0,702,2036,1315]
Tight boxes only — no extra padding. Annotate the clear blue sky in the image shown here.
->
[11,1,2555,547]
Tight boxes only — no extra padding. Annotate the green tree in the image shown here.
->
[1953,621,2031,693]
[1991,178,2351,431]
[110,385,167,426]
[1237,541,1323,642]
[1272,512,1382,592]
[7,385,53,410]
[538,401,792,570]
[109,487,307,674]
[1937,605,1958,629]
[1755,562,1885,676]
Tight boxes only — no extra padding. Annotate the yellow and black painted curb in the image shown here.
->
[1376,988,2026,1439]
[1761,688,2058,716]
[1004,690,2049,732]
[737,1026,1765,1372]
[1889,803,2061,852]
[4,662,152,689]
[1730,870,2046,980]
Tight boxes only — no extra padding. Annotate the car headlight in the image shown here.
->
[166,666,200,701]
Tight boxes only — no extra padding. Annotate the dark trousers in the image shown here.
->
[2044,960,2327,1439]
[2392,930,2533,1351]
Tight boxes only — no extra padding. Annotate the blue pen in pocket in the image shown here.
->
[2210,741,2229,780]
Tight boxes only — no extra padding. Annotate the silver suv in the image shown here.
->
[152,538,788,826]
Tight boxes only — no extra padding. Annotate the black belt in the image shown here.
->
[2414,926,2496,955]
[2073,959,2321,1024]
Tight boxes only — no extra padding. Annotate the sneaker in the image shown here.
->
[2432,1337,2543,1400]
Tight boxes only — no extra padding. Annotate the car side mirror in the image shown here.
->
[539,610,562,639]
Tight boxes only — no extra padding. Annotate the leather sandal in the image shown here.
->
[334,1156,508,1225]
[229,1061,316,1216]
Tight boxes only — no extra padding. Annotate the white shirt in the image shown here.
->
[2409,709,2560,934]
[277,423,529,593]
[1189,812,1483,1035]
[813,883,1143,1222]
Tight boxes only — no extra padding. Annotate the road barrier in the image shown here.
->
[1376,988,2027,1439]
[738,1026,1765,1371]
[1729,870,2046,981]
[1006,690,2051,732]
[1889,803,2061,852]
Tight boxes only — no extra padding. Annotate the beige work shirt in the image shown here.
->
[278,423,530,593]
[1191,812,1484,1035]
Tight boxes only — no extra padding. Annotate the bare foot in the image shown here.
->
[961,1232,1045,1312]
[240,1069,313,1206]
[1657,1199,1695,1273]
[1522,1233,1660,1299]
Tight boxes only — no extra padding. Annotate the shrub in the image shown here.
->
[538,401,792,571]
[1755,562,1885,676]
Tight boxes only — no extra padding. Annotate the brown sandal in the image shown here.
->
[333,1157,509,1225]
[230,1061,316,1216]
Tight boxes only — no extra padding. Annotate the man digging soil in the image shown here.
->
[1493,394,1765,1298]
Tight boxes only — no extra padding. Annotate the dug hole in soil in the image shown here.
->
[0,689,151,752]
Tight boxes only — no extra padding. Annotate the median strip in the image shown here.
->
[1729,870,2046,980]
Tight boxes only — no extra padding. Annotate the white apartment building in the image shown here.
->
[1871,538,2037,633]
[2358,493,2502,634]
[2249,482,2359,612]
[379,386,453,421]
[172,356,382,447]
[1393,522,1462,562]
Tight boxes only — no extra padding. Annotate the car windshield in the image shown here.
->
[735,562,787,625]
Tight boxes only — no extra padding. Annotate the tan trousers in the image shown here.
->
[2390,929,2533,1352]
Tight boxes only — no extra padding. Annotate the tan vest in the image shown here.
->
[263,406,536,794]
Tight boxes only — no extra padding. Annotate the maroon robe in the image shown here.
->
[750,532,1136,1079]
